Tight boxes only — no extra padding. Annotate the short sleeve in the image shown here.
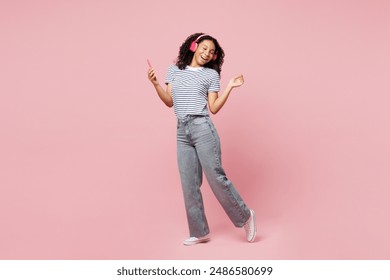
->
[208,70,220,93]
[165,64,176,85]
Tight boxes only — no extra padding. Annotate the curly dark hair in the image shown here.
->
[176,32,225,76]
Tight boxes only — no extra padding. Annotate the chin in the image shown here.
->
[199,60,210,66]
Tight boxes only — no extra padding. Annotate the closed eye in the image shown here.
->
[202,46,215,54]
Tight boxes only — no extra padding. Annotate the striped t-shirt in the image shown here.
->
[165,64,220,119]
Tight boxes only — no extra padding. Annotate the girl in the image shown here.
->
[147,33,257,245]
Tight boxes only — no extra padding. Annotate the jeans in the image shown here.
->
[176,115,251,238]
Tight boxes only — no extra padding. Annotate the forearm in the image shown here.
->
[147,67,173,108]
[209,74,244,114]
[209,85,234,114]
[154,83,173,107]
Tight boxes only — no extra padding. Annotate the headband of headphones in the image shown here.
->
[194,34,208,42]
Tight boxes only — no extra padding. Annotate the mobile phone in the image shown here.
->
[147,59,152,68]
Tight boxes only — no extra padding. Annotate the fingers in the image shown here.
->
[234,74,244,85]
[147,68,158,85]
[147,68,156,80]
[229,74,244,89]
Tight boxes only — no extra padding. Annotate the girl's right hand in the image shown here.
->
[147,68,159,86]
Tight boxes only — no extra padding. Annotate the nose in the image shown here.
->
[204,49,212,57]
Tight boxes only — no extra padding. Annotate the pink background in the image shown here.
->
[1,0,389,259]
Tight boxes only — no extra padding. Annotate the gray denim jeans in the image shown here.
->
[176,115,251,238]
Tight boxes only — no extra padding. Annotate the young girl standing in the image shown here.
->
[147,33,257,245]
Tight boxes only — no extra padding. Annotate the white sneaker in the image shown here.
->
[183,235,210,246]
[244,209,257,242]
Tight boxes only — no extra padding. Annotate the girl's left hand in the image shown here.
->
[229,74,244,88]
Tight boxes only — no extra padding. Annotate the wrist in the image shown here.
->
[226,84,235,92]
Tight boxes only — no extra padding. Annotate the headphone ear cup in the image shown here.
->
[189,41,198,52]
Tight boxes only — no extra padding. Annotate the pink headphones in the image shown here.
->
[189,34,218,61]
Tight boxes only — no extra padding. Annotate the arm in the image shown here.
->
[147,68,173,108]
[208,74,244,114]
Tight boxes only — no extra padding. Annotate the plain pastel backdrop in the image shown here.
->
[1,0,389,259]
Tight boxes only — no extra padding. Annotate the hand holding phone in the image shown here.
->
[147,59,158,85]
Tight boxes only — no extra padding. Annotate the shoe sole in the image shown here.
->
[248,210,257,242]
[183,237,210,246]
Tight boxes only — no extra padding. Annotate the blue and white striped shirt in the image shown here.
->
[165,64,220,119]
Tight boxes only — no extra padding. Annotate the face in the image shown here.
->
[190,39,216,67]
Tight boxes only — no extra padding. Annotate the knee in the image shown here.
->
[213,167,231,186]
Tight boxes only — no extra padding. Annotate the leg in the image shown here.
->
[191,117,251,227]
[177,122,209,238]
